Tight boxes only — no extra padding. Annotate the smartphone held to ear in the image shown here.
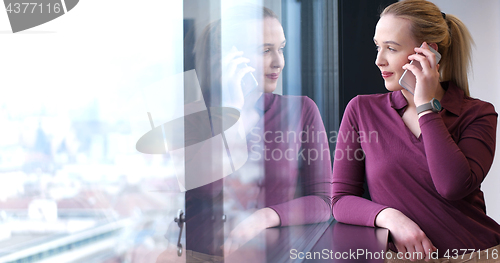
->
[399,44,441,95]
[240,63,259,96]
[230,46,259,96]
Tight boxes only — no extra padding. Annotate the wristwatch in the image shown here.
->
[416,98,441,114]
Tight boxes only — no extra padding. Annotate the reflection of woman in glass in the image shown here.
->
[194,5,332,257]
[333,0,500,261]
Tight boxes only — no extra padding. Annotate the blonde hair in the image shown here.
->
[381,0,474,96]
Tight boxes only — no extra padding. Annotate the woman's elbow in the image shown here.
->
[435,184,475,201]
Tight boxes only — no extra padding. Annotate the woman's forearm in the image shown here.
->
[258,207,281,228]
[375,207,400,229]
[418,111,496,200]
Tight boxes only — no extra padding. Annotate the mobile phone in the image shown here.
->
[230,46,258,96]
[399,44,441,95]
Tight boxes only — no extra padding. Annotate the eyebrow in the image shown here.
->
[373,39,401,46]
[262,39,287,47]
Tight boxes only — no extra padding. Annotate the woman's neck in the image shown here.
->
[401,89,417,108]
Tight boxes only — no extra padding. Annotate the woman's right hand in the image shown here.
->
[221,48,256,110]
[375,208,436,261]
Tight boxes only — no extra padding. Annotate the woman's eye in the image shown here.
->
[263,49,270,54]
[388,47,397,52]
[279,47,285,52]
[375,46,380,52]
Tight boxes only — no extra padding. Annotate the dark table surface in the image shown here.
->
[227,219,389,263]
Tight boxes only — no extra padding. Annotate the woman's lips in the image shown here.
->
[382,71,393,78]
[266,73,280,80]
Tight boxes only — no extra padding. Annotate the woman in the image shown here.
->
[191,5,332,258]
[332,0,500,262]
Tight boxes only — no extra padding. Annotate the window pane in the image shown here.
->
[0,1,185,262]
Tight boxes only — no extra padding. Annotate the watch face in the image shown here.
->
[432,99,442,111]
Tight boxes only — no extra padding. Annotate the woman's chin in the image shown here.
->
[263,83,277,93]
[384,82,404,92]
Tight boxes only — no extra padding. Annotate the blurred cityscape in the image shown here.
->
[0,101,185,263]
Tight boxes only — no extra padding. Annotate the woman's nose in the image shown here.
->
[271,56,284,70]
[375,51,386,67]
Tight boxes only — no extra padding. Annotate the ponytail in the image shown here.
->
[440,14,474,96]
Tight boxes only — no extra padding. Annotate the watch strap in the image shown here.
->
[416,103,433,114]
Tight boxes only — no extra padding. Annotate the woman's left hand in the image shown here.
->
[221,48,256,111]
[402,42,442,107]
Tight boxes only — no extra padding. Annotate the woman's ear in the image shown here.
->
[428,43,438,52]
